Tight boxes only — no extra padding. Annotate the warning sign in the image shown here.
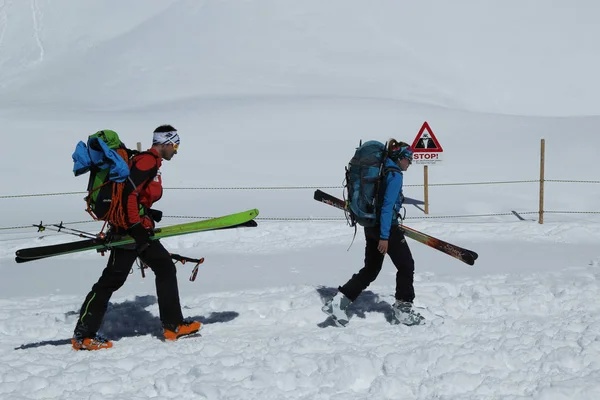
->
[411,122,443,165]
[411,121,443,152]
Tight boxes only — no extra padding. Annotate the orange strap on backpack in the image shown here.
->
[85,148,130,229]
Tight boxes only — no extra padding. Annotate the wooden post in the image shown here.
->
[538,138,545,224]
[136,142,142,152]
[424,165,429,214]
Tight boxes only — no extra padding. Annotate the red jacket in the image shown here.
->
[124,148,162,228]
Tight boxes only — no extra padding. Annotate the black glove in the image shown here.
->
[147,208,163,223]
[128,222,151,254]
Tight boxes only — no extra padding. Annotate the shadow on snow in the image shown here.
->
[14,295,239,350]
[315,286,397,327]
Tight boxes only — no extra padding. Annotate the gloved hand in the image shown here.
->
[147,208,163,223]
[140,215,155,230]
[128,222,152,254]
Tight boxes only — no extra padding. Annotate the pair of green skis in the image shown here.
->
[15,209,260,263]
[15,191,478,266]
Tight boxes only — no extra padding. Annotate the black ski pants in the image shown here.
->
[75,240,183,336]
[340,225,415,303]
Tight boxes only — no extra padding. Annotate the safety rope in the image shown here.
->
[3,210,600,232]
[2,178,599,199]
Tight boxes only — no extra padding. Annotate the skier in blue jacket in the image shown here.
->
[323,139,424,326]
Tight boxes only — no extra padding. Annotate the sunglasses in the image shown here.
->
[396,155,412,165]
[166,138,179,151]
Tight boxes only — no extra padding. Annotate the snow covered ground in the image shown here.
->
[1,1,600,399]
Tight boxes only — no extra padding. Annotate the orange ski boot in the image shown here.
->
[72,334,113,351]
[163,318,202,341]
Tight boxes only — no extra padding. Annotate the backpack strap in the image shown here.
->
[129,150,160,187]
[123,150,161,223]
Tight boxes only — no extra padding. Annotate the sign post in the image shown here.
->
[539,138,545,224]
[424,166,429,214]
[411,122,444,214]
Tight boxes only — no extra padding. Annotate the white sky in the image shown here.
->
[1,1,600,399]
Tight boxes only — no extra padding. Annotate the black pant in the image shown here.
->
[75,240,184,336]
[340,225,415,303]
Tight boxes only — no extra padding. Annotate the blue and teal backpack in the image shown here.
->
[344,140,400,227]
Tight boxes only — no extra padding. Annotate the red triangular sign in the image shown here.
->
[411,122,443,152]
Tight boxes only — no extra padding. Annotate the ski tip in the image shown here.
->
[463,253,476,266]
[243,220,258,228]
[470,251,479,261]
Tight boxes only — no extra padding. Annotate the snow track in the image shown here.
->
[2,264,599,399]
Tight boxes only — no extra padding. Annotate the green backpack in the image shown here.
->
[73,130,135,227]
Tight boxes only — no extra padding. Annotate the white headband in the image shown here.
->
[153,131,180,145]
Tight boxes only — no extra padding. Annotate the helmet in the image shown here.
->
[389,143,413,162]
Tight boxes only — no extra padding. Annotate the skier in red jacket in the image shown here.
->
[72,125,201,351]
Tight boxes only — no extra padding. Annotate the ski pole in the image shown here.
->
[52,222,104,239]
[33,221,98,240]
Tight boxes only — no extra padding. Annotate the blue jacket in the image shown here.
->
[379,158,404,239]
[72,137,130,182]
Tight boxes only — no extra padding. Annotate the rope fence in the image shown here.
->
[2,211,599,233]
[1,151,599,233]
[1,179,599,199]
